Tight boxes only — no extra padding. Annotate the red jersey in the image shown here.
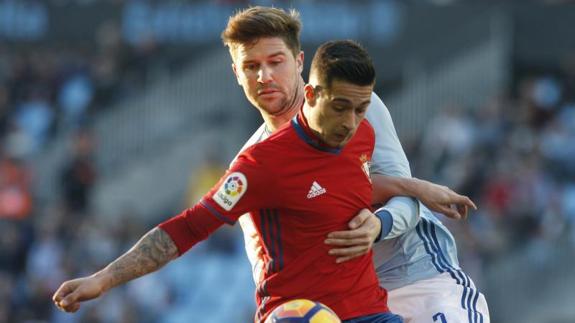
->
[160,113,389,322]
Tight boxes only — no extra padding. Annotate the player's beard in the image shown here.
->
[260,76,304,118]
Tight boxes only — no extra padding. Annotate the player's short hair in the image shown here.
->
[221,6,302,58]
[310,40,375,90]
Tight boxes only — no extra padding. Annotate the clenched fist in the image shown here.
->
[52,275,108,313]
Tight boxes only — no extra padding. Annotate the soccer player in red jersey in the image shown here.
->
[53,40,403,322]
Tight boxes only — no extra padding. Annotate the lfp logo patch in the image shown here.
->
[213,172,247,211]
[225,175,244,196]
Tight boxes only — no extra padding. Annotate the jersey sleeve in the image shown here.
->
[158,151,274,255]
[366,92,420,239]
[158,203,225,256]
[376,198,421,240]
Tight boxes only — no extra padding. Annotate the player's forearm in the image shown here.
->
[93,227,178,292]
[375,196,420,240]
[372,174,438,204]
[371,174,415,204]
[395,177,434,200]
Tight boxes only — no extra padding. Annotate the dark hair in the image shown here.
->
[310,40,375,89]
[221,6,302,58]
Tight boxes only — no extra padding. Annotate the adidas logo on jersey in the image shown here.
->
[307,181,327,199]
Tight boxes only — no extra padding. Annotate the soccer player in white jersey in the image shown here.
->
[222,7,489,323]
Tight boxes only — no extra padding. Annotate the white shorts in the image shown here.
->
[387,272,490,323]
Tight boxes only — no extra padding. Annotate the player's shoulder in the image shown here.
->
[367,92,386,110]
[237,140,272,164]
[238,123,294,163]
[366,92,390,121]
[242,123,268,149]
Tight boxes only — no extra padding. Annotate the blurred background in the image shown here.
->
[1,0,574,322]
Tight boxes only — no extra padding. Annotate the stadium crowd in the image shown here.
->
[1,19,574,323]
[408,67,575,285]
[0,20,190,323]
[0,19,172,159]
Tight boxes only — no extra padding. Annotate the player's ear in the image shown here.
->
[304,84,317,106]
[296,51,304,74]
[231,63,242,86]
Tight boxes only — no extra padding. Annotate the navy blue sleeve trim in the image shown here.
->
[374,209,393,242]
[200,199,236,225]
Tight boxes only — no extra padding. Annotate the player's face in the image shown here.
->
[232,37,304,117]
[306,80,373,148]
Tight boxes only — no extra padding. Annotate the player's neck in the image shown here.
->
[299,109,338,149]
[264,77,305,133]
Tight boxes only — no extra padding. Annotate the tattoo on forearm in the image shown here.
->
[104,227,178,289]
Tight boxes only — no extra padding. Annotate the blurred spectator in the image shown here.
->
[419,103,476,187]
[13,89,55,156]
[561,183,575,246]
[0,157,32,220]
[0,271,14,323]
[60,129,97,215]
[0,220,29,275]
[58,72,94,131]
[0,86,10,138]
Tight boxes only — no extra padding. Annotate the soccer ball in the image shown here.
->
[265,299,341,323]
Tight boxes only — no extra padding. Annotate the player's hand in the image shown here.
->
[325,209,381,263]
[52,275,107,313]
[415,179,477,220]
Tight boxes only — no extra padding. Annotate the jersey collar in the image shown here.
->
[291,113,341,154]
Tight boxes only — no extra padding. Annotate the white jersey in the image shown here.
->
[382,207,491,322]
[374,202,460,290]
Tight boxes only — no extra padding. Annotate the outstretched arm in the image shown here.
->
[53,203,224,313]
[371,175,477,220]
[365,93,475,219]
[53,227,178,313]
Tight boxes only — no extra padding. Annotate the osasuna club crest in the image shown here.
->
[360,154,371,183]
[213,172,248,211]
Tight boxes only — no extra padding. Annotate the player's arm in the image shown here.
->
[371,175,476,220]
[53,227,179,313]
[53,202,227,313]
[365,94,475,219]
[54,155,268,313]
